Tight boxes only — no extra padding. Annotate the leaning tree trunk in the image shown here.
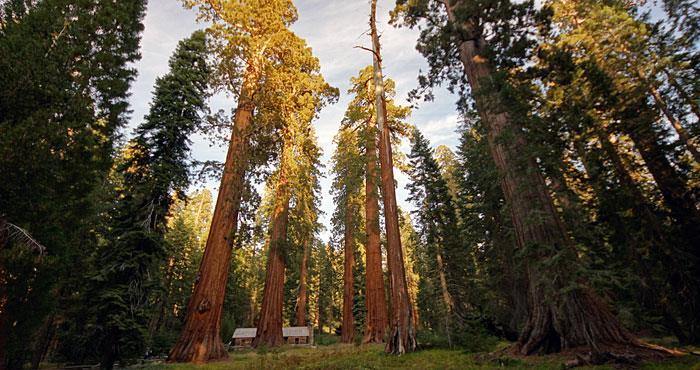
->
[295,239,310,327]
[363,114,388,344]
[647,85,700,163]
[253,154,292,349]
[341,202,356,343]
[370,0,417,354]
[443,0,641,355]
[620,108,700,342]
[621,105,700,251]
[168,66,258,363]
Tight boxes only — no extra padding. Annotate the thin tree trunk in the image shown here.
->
[341,202,356,343]
[168,65,258,363]
[363,113,388,344]
[443,0,640,355]
[648,85,700,162]
[295,239,310,327]
[436,251,453,347]
[30,314,56,370]
[622,108,700,250]
[370,0,417,354]
[253,151,292,348]
[664,70,700,119]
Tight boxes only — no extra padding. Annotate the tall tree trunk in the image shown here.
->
[664,70,700,119]
[436,251,453,347]
[370,0,417,354]
[253,153,292,348]
[647,85,700,162]
[443,1,639,355]
[363,115,388,344]
[621,107,700,250]
[168,66,258,363]
[341,202,356,343]
[295,239,310,327]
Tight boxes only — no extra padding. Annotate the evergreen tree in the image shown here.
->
[406,128,466,346]
[330,126,365,344]
[393,0,645,354]
[341,65,411,344]
[82,31,210,369]
[0,0,146,367]
[170,0,334,360]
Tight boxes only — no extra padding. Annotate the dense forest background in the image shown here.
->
[0,0,698,368]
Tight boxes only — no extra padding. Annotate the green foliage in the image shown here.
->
[0,0,146,366]
[57,31,211,366]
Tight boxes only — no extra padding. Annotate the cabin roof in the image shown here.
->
[231,326,310,339]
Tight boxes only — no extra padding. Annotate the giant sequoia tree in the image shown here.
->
[370,0,417,354]
[253,62,336,347]
[330,126,365,344]
[168,0,328,361]
[393,0,649,354]
[341,66,411,343]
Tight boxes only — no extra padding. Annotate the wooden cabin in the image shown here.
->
[230,326,313,348]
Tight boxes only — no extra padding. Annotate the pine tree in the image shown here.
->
[406,128,465,346]
[85,31,210,369]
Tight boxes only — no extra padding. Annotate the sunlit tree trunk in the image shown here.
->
[295,239,310,327]
[254,151,292,348]
[341,202,356,343]
[647,85,700,162]
[443,1,639,355]
[168,65,258,363]
[370,0,417,354]
[664,70,700,120]
[363,115,388,344]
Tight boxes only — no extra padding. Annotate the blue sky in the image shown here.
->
[126,0,461,241]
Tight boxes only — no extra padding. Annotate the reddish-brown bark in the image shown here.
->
[168,68,257,363]
[443,0,641,355]
[254,155,292,348]
[363,115,388,344]
[295,239,310,327]
[370,0,417,354]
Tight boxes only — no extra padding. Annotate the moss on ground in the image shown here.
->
[136,342,700,370]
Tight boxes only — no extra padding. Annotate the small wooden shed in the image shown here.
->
[230,326,313,348]
[231,328,257,348]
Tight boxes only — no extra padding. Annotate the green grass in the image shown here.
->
[135,342,700,370]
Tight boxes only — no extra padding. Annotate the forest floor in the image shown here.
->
[135,338,700,370]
